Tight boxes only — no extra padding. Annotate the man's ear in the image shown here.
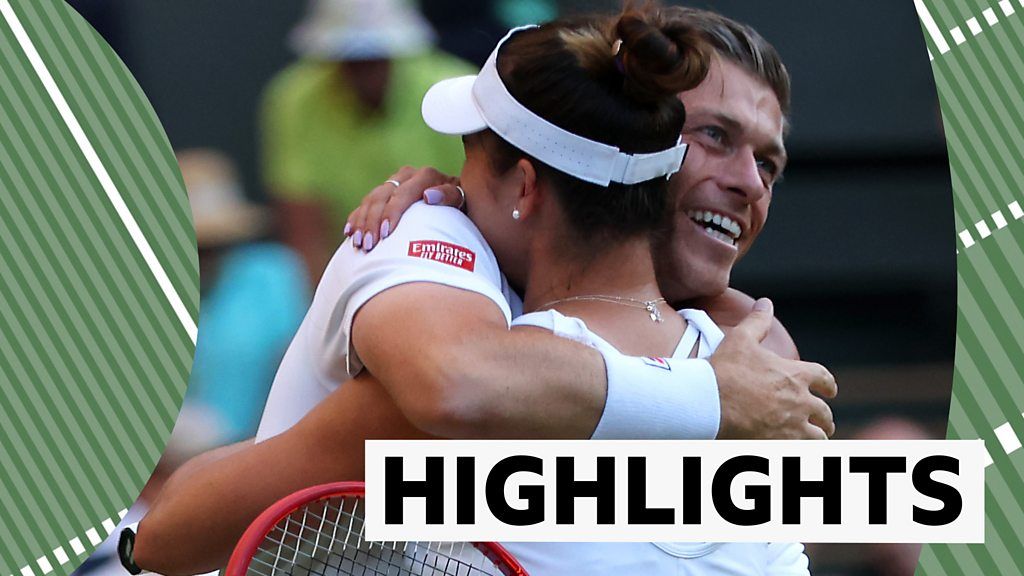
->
[514,158,542,219]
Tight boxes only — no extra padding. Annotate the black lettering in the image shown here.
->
[556,456,615,524]
[712,456,770,526]
[627,457,674,524]
[782,456,841,524]
[913,455,962,526]
[849,457,906,524]
[384,456,444,524]
[682,456,701,524]
[485,456,544,526]
[457,456,475,524]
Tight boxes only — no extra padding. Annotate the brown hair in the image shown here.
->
[663,6,791,121]
[481,3,710,246]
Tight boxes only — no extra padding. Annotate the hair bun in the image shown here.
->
[615,8,709,104]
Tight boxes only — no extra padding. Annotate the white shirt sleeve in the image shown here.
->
[316,202,513,378]
[255,203,513,442]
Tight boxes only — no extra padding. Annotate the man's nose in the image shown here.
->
[722,148,766,204]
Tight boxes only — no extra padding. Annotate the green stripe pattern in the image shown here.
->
[918,0,1024,574]
[0,0,195,573]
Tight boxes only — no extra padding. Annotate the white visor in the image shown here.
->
[421,25,688,187]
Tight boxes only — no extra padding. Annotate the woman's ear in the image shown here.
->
[514,158,541,219]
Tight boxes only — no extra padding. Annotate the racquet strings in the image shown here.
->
[245,495,503,576]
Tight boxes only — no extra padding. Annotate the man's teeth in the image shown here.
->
[703,226,736,246]
[686,210,742,239]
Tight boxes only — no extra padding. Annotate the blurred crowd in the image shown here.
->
[66,1,950,575]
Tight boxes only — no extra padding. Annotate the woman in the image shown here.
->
[132,6,809,574]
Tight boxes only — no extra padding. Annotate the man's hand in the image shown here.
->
[345,166,461,251]
[710,298,837,439]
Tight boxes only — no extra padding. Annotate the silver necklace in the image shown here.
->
[537,295,668,323]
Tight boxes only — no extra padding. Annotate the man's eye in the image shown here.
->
[756,159,783,188]
[699,126,725,143]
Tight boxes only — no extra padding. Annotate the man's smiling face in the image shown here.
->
[657,57,788,304]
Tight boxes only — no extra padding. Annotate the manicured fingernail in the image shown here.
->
[380,219,391,239]
[353,230,363,248]
[364,233,374,251]
[424,188,443,205]
[344,222,352,236]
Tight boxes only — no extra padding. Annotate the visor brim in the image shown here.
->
[421,75,487,135]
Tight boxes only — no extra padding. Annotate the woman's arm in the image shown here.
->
[132,374,423,575]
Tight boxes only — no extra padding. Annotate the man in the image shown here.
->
[263,0,472,282]
[130,8,833,574]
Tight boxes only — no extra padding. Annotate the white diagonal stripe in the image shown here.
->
[959,230,976,248]
[914,0,952,53]
[950,26,967,44]
[51,547,68,566]
[975,220,992,238]
[992,210,1008,229]
[0,0,197,344]
[995,422,1022,454]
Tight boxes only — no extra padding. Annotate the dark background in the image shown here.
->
[69,2,954,574]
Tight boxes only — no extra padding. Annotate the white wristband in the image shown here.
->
[591,352,721,440]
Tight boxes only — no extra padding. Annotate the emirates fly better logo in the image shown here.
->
[408,240,476,271]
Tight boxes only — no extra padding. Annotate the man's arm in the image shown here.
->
[133,374,420,575]
[352,282,606,439]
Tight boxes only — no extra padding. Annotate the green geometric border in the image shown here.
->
[0,0,196,573]
[916,0,1024,574]
[2,0,1023,573]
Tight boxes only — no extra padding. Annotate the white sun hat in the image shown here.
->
[290,0,437,61]
[421,25,689,187]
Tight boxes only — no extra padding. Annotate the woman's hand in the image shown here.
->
[345,166,464,251]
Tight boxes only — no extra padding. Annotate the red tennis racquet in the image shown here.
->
[224,481,527,576]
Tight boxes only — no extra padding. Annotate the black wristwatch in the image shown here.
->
[117,524,143,575]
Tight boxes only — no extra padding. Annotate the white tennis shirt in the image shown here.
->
[255,203,521,441]
[504,308,810,575]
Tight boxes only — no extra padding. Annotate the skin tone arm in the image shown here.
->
[133,373,424,575]
[351,283,606,439]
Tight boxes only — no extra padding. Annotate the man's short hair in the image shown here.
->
[664,6,791,121]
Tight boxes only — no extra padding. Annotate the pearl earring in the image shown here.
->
[512,208,521,220]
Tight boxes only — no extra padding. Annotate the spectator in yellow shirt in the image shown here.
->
[261,0,472,282]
